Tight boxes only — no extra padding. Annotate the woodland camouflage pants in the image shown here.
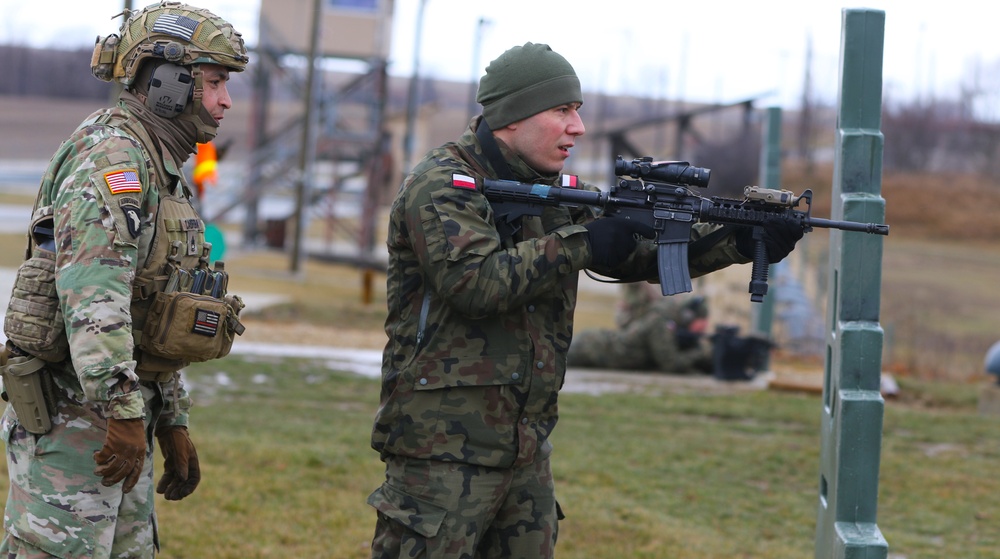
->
[368,452,563,559]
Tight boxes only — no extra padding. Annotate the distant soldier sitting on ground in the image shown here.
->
[568,282,713,374]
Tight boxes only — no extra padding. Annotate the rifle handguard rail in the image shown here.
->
[482,159,888,302]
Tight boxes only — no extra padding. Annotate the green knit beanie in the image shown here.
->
[477,42,583,129]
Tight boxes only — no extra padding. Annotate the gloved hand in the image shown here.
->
[93,417,146,493]
[675,328,702,351]
[156,425,201,501]
[584,217,656,269]
[734,222,804,264]
[155,425,201,501]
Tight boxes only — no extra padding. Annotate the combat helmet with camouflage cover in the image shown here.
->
[91,1,247,85]
[91,1,248,142]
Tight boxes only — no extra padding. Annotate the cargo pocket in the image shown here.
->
[5,484,97,557]
[367,482,447,539]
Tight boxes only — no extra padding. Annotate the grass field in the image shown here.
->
[1,357,994,558]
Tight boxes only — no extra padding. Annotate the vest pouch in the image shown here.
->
[139,291,242,362]
[3,248,69,363]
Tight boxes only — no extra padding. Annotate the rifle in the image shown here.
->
[482,156,889,303]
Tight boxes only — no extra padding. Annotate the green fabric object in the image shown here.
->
[477,42,583,128]
[204,222,227,263]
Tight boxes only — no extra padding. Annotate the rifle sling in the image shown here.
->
[687,224,740,261]
[475,119,516,181]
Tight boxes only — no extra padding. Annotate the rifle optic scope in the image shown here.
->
[614,156,711,189]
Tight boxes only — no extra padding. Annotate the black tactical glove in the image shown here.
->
[734,222,804,264]
[584,217,656,269]
[675,328,702,351]
[155,425,201,501]
[94,417,147,493]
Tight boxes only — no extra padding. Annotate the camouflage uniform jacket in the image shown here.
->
[371,117,747,468]
[20,104,201,424]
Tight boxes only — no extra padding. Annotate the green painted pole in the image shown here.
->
[750,107,782,356]
[814,9,889,559]
[759,107,783,192]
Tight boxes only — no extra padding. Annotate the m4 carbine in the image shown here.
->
[483,156,889,303]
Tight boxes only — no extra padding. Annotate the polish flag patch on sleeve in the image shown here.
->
[561,174,579,188]
[452,173,477,189]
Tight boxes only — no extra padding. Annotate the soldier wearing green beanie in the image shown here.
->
[368,42,768,558]
[477,41,584,129]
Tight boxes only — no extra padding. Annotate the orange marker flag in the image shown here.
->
[193,141,218,197]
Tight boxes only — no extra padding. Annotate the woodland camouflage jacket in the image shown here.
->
[371,117,746,468]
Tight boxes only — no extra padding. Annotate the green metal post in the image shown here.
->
[815,9,888,559]
[759,107,783,193]
[750,107,782,356]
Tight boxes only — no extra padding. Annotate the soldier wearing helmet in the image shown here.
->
[0,2,247,556]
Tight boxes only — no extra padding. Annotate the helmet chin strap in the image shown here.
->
[188,65,204,116]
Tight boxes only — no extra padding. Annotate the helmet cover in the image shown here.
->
[92,1,248,85]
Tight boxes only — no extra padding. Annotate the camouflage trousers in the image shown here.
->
[569,323,712,374]
[0,382,162,559]
[368,451,562,559]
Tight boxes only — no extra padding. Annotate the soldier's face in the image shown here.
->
[200,64,232,124]
[500,103,585,174]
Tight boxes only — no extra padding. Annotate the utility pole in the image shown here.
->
[402,0,427,175]
[797,34,815,174]
[108,0,134,103]
[466,17,490,123]
[290,0,322,274]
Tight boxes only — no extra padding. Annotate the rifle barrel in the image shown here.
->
[808,217,889,235]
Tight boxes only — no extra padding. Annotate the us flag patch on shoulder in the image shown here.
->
[561,174,579,188]
[452,173,476,189]
[104,169,142,195]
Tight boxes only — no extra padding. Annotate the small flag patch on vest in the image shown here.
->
[192,309,221,336]
[561,174,579,188]
[452,174,476,189]
[152,13,200,41]
[104,169,142,194]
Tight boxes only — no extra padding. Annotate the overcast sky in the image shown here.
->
[2,0,997,111]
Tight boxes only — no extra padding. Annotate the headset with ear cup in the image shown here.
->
[147,62,193,118]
